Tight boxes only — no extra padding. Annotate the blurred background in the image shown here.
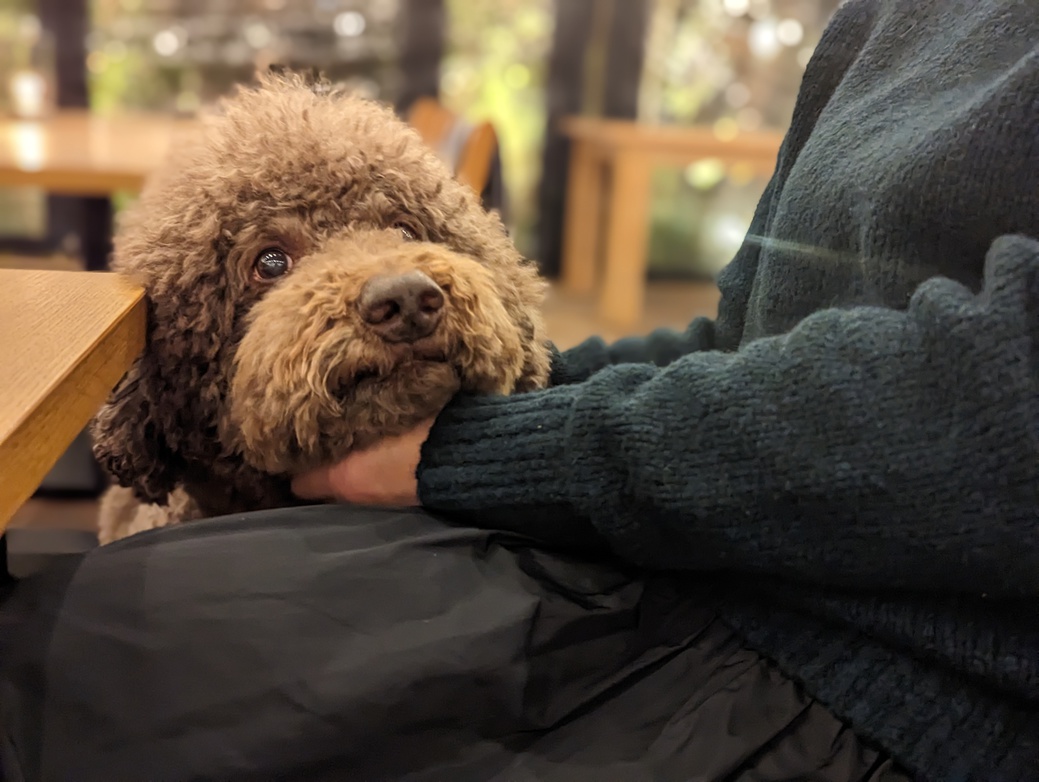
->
[0,0,840,523]
[0,0,839,282]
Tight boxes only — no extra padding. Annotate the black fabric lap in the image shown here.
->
[0,507,908,781]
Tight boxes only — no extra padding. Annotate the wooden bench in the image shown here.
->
[407,97,499,197]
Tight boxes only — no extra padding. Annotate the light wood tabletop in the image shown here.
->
[559,116,783,328]
[0,107,492,198]
[560,117,783,165]
[0,110,197,195]
[0,269,145,529]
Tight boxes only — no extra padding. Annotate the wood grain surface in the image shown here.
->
[0,270,145,527]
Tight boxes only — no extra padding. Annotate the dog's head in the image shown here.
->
[91,72,550,515]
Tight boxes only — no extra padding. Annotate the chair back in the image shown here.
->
[407,97,499,198]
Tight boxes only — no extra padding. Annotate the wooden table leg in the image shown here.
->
[561,141,604,295]
[598,151,652,328]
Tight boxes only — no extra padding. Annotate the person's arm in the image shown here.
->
[420,235,1039,597]
[547,0,881,386]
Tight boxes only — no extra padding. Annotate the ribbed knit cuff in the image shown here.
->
[548,339,610,387]
[416,385,578,512]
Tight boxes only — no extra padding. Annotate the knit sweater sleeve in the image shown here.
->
[420,235,1039,596]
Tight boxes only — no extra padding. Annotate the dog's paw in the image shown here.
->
[97,485,201,544]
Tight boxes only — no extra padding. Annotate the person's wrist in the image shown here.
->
[548,343,585,387]
[416,388,576,512]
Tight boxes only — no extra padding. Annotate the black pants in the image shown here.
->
[0,507,909,781]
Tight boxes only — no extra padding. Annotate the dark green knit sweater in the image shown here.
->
[419,1,1039,779]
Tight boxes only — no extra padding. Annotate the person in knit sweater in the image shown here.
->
[291,0,1039,778]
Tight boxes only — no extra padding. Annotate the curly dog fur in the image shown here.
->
[91,72,550,543]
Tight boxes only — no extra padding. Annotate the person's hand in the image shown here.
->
[291,418,435,507]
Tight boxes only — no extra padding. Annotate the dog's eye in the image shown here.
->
[254,248,293,281]
[396,223,417,241]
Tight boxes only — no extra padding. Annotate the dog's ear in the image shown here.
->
[90,355,183,505]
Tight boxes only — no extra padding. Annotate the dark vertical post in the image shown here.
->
[602,0,649,119]
[535,0,649,279]
[535,0,595,278]
[38,0,88,109]
[395,0,445,114]
[38,0,113,272]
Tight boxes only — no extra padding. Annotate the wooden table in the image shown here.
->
[0,269,145,529]
[0,110,197,275]
[559,117,784,327]
[0,110,196,196]
[0,112,185,531]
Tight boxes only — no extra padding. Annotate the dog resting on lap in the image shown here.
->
[91,72,550,544]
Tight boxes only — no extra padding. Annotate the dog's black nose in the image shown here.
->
[358,271,445,343]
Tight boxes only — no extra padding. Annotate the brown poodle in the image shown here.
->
[91,72,551,544]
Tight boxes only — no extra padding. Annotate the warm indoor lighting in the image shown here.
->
[334,11,366,37]
[152,29,182,57]
[244,21,273,49]
[8,122,45,170]
[705,212,751,260]
[722,0,750,17]
[8,70,49,119]
[748,19,781,59]
[685,158,726,190]
[776,18,804,47]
